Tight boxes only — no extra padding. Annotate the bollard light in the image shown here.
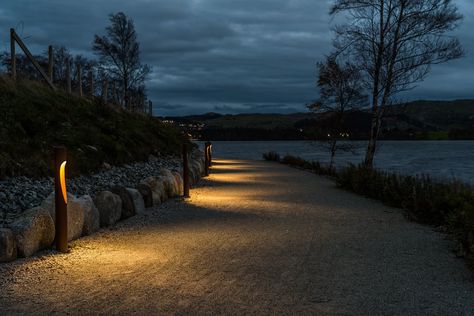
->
[204,143,210,177]
[205,141,212,170]
[208,143,213,167]
[54,146,68,253]
[182,143,190,198]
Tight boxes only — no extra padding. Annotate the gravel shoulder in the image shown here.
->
[0,159,473,315]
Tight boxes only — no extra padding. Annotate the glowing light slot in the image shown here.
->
[60,161,67,204]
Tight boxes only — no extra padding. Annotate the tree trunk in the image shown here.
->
[329,139,337,169]
[364,0,385,168]
[368,3,404,166]
[364,108,381,167]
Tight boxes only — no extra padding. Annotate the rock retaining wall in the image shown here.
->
[0,149,205,262]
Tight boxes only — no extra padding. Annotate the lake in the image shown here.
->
[197,140,474,184]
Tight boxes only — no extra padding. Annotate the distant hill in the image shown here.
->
[385,100,474,130]
[165,99,474,141]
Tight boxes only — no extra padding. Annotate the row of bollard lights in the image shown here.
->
[53,142,213,253]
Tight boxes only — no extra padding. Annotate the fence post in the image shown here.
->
[66,59,71,94]
[10,29,55,90]
[77,64,82,97]
[183,143,190,198]
[88,70,94,97]
[10,28,16,79]
[54,146,68,253]
[48,45,54,82]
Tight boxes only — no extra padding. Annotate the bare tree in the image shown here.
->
[93,12,150,110]
[309,56,367,168]
[0,52,47,81]
[330,0,463,167]
[50,46,72,87]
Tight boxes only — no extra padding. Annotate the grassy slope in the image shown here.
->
[0,77,184,179]
[386,100,474,129]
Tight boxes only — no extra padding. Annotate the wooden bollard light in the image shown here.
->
[205,141,212,170]
[54,147,68,253]
[208,143,213,167]
[204,143,210,177]
[183,143,190,198]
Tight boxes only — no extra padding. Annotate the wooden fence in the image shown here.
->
[8,28,153,116]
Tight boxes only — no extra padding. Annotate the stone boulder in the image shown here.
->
[41,192,85,241]
[137,183,153,208]
[111,186,136,220]
[192,150,205,169]
[126,188,146,214]
[0,228,17,262]
[94,191,122,227]
[190,160,202,184]
[10,207,55,257]
[193,157,204,173]
[78,195,100,236]
[172,171,184,196]
[140,177,166,205]
[158,169,179,197]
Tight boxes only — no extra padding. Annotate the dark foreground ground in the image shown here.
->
[0,159,473,315]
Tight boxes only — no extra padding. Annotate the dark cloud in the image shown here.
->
[1,0,473,115]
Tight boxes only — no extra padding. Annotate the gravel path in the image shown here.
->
[0,159,473,315]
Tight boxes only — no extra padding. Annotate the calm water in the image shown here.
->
[197,141,474,184]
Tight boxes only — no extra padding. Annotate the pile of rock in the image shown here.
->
[0,154,182,223]
[0,150,205,263]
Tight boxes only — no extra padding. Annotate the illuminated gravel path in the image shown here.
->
[0,159,473,315]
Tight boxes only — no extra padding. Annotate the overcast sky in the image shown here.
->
[1,0,473,116]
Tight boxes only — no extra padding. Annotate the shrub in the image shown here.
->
[281,154,336,176]
[262,151,280,162]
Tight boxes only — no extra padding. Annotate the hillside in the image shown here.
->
[0,77,184,179]
[202,113,309,129]
[170,100,474,140]
[385,100,474,130]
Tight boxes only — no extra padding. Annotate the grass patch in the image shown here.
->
[263,151,474,268]
[0,76,184,178]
